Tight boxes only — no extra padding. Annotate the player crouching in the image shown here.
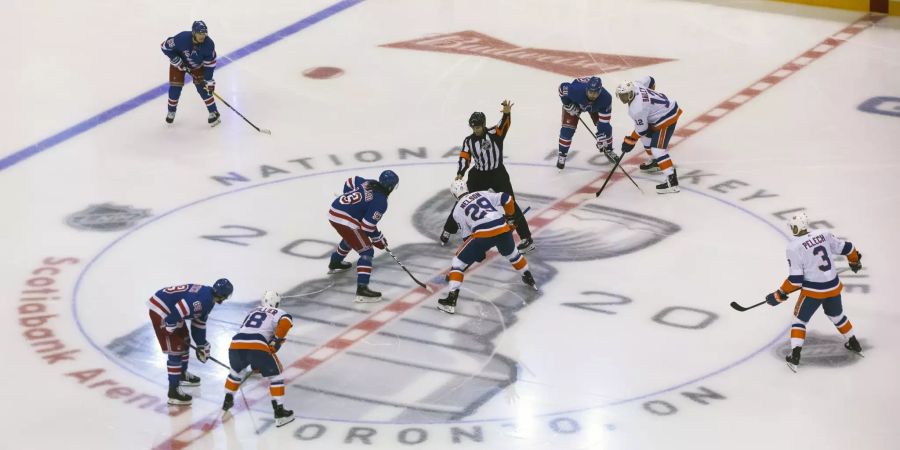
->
[437,180,537,314]
[221,290,295,427]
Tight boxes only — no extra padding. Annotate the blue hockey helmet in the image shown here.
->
[586,76,602,93]
[192,20,208,34]
[378,170,399,193]
[211,278,233,301]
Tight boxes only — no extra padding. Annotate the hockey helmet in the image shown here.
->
[615,81,636,104]
[586,76,603,93]
[261,290,282,308]
[211,278,233,301]
[192,20,208,34]
[788,211,809,236]
[378,170,399,193]
[468,111,486,128]
[450,179,469,199]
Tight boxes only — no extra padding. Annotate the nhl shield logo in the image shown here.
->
[66,203,151,232]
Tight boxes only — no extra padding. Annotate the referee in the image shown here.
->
[446,100,534,253]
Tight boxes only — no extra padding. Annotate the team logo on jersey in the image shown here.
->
[66,203,151,232]
[382,31,674,77]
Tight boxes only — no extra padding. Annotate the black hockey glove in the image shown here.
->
[440,230,451,246]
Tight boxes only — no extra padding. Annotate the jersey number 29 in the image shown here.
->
[464,197,497,221]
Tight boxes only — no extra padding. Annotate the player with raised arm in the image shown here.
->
[764,212,864,371]
[451,101,534,253]
[556,76,615,170]
[160,20,220,126]
[437,180,537,314]
[327,170,399,302]
[221,290,295,427]
[615,76,683,193]
[146,278,233,405]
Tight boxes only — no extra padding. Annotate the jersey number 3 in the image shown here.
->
[813,246,832,271]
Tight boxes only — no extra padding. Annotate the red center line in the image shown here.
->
[154,13,883,449]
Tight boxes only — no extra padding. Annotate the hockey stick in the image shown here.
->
[729,299,767,312]
[594,152,624,198]
[384,246,434,293]
[578,116,643,194]
[211,92,272,135]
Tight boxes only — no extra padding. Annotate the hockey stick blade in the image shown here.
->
[730,299,767,312]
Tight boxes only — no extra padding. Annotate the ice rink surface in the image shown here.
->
[2,0,899,449]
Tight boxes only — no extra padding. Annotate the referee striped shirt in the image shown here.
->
[457,112,511,176]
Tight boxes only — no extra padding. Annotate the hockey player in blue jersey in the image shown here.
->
[327,170,399,302]
[146,278,233,405]
[556,76,615,170]
[160,20,220,126]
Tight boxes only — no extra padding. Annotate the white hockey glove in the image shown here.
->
[169,56,188,71]
[164,318,182,334]
[203,79,215,94]
[440,230,451,246]
[562,103,580,116]
[196,343,210,363]
[595,133,613,151]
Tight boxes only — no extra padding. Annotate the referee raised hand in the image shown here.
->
[451,100,534,253]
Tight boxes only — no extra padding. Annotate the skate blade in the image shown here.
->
[220,410,232,421]
[179,380,200,387]
[276,415,296,428]
[327,268,350,275]
[437,304,456,314]
[167,398,192,406]
[786,361,798,373]
[656,187,680,194]
[209,119,221,128]
[354,296,383,303]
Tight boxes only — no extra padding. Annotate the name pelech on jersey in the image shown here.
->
[780,231,858,299]
[329,177,388,236]
[160,31,217,79]
[451,190,516,239]
[230,306,293,352]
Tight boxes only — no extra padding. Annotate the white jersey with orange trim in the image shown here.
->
[230,306,293,352]
[782,231,856,299]
[627,79,681,136]
[451,190,516,239]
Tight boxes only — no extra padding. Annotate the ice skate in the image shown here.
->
[656,169,680,194]
[844,336,864,356]
[354,284,382,303]
[556,154,566,171]
[517,238,535,254]
[327,260,352,274]
[785,346,801,372]
[167,385,192,405]
[437,289,459,314]
[165,110,176,124]
[208,111,221,127]
[273,401,295,427]
[221,393,234,414]
[521,270,538,291]
[639,159,659,172]
[179,371,200,387]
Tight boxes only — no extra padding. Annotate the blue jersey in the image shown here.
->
[329,176,388,239]
[559,77,613,138]
[160,31,217,80]
[147,284,216,345]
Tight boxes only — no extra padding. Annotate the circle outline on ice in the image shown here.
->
[71,161,790,423]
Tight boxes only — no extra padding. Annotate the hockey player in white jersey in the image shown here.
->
[615,76,684,193]
[764,212,864,370]
[437,180,537,314]
[221,290,295,427]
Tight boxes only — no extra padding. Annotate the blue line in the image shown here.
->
[0,0,365,173]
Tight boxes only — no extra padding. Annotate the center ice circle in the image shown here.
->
[72,161,788,424]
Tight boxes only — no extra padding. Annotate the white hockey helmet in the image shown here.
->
[788,212,809,235]
[261,290,282,308]
[615,81,636,104]
[450,179,469,199]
